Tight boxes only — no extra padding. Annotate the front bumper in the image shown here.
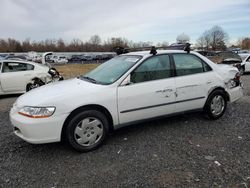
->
[10,108,69,144]
[227,86,243,103]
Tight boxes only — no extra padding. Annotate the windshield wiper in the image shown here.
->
[80,76,98,84]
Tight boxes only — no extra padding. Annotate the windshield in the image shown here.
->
[81,55,142,84]
[239,54,249,61]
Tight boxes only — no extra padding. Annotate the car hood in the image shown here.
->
[16,78,107,107]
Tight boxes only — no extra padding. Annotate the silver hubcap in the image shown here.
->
[210,95,225,116]
[74,117,103,146]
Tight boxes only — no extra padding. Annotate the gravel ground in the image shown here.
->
[0,75,250,188]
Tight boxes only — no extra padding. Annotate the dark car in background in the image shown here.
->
[68,55,84,62]
[5,55,29,61]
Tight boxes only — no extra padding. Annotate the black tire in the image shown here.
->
[65,110,109,152]
[204,90,227,120]
[26,83,40,92]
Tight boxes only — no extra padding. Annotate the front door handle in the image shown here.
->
[162,89,173,92]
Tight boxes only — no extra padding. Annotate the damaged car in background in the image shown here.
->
[239,53,250,73]
[0,52,63,95]
[201,51,246,74]
[10,46,243,152]
[217,52,250,74]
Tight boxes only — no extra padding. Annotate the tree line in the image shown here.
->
[0,35,167,53]
[0,25,249,52]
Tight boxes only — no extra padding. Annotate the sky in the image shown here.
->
[0,0,249,45]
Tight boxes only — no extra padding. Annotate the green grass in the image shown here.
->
[54,64,99,79]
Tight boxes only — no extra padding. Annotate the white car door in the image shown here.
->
[172,53,215,112]
[0,62,3,93]
[244,55,250,72]
[1,61,35,92]
[117,54,176,124]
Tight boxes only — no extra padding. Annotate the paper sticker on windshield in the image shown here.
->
[125,57,139,62]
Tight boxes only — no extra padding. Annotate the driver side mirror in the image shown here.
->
[121,74,133,86]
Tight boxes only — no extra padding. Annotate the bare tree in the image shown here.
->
[196,26,228,51]
[57,38,66,52]
[238,37,250,49]
[131,41,153,48]
[195,30,211,50]
[196,35,206,50]
[0,39,8,52]
[156,41,169,47]
[89,35,101,46]
[209,26,228,51]
[22,38,32,52]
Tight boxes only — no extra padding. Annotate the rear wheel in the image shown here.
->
[204,90,227,120]
[65,110,109,152]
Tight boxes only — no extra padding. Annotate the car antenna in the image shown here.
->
[150,46,157,55]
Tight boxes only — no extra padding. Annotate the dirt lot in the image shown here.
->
[54,64,99,79]
[0,72,250,187]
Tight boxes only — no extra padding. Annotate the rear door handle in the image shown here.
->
[155,89,173,93]
[162,89,173,92]
[24,74,31,76]
[155,90,163,93]
[156,88,174,97]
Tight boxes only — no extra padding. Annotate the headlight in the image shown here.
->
[18,106,56,118]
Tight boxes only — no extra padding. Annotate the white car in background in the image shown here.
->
[239,53,250,73]
[0,60,50,95]
[51,56,68,64]
[10,49,243,152]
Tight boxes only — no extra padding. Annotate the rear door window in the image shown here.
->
[173,54,212,76]
[2,62,34,73]
[246,56,250,62]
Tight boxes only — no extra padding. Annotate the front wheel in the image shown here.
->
[26,83,41,92]
[65,110,109,152]
[204,90,227,120]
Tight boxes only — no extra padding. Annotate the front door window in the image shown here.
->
[131,54,172,83]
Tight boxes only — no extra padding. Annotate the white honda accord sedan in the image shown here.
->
[0,60,50,95]
[10,50,243,152]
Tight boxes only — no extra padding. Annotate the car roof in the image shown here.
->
[1,59,34,64]
[0,59,47,67]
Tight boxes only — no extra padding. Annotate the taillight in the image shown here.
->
[234,72,241,86]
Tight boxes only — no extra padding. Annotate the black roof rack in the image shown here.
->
[113,43,191,55]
